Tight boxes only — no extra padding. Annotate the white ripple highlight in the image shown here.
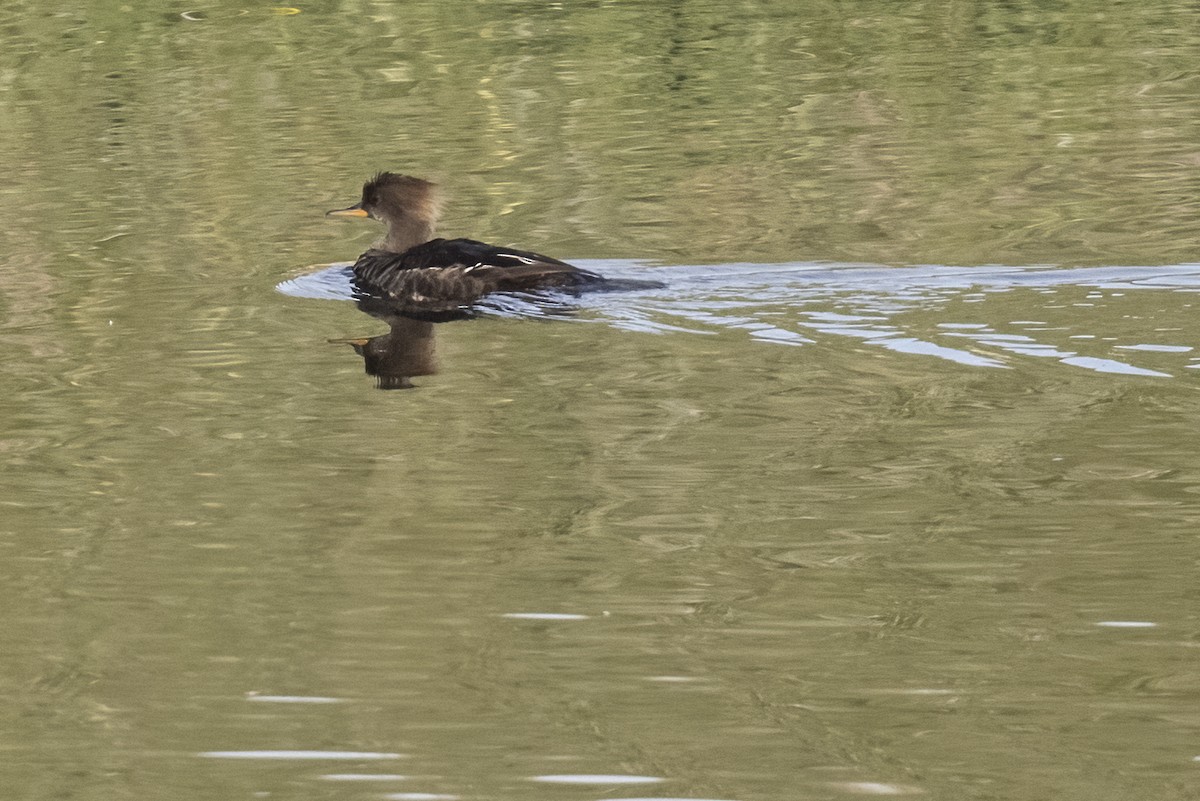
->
[245,694,342,704]
[199,750,403,760]
[531,774,665,785]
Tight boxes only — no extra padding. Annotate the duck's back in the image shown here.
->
[353,238,603,304]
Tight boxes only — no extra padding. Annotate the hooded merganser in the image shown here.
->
[327,172,605,317]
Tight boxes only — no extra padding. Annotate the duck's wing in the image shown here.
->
[353,238,604,299]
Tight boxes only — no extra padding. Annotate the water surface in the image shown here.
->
[2,2,1200,800]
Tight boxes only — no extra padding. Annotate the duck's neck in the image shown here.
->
[381,216,435,253]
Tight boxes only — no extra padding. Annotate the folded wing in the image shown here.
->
[353,238,603,303]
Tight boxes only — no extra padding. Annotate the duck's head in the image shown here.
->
[327,172,442,251]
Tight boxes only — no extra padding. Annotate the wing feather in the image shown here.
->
[352,238,603,302]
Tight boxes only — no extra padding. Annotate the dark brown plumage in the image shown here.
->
[327,172,604,317]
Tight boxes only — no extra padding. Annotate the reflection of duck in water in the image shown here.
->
[327,172,610,320]
[330,315,436,391]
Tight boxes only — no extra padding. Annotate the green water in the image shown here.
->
[3,3,1200,800]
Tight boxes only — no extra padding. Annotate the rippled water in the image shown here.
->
[3,2,1200,800]
[283,259,1200,380]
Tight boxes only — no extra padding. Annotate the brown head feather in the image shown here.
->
[360,172,444,252]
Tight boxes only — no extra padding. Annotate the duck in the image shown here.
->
[327,172,607,319]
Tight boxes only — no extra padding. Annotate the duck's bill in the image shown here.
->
[325,203,369,218]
